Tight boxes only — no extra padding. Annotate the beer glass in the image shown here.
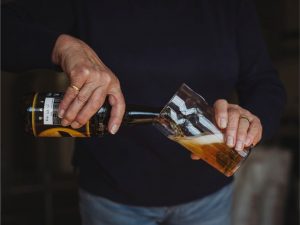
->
[155,84,250,177]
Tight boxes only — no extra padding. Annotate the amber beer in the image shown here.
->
[170,134,245,177]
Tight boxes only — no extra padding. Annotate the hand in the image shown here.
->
[191,99,262,160]
[52,34,125,134]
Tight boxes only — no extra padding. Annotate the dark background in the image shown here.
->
[1,0,299,224]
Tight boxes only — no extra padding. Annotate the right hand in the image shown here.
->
[52,34,125,134]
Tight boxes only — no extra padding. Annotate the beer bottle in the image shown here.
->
[24,93,161,137]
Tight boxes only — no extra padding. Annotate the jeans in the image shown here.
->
[79,184,232,225]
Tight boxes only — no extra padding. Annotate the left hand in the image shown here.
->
[191,99,262,160]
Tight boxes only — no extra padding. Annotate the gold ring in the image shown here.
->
[240,115,251,123]
[71,85,80,92]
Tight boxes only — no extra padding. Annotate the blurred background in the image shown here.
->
[1,0,299,224]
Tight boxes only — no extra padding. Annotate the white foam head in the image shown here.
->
[182,133,224,145]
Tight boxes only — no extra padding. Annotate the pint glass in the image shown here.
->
[156,84,250,177]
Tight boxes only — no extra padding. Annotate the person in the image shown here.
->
[2,0,286,224]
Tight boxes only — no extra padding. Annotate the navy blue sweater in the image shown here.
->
[2,0,286,206]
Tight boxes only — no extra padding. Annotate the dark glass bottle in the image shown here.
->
[24,93,161,137]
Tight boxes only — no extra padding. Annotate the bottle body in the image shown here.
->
[24,93,160,137]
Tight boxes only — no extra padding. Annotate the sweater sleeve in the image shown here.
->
[1,0,76,72]
[235,0,286,140]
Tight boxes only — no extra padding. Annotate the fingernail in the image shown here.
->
[235,140,244,151]
[226,136,234,147]
[61,119,70,127]
[220,118,227,129]
[110,124,119,135]
[245,138,251,146]
[58,109,65,118]
[71,121,81,129]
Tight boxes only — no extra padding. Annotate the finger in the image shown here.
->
[225,108,240,147]
[63,82,97,128]
[72,86,107,128]
[235,117,251,151]
[191,154,201,160]
[253,129,262,147]
[107,89,126,134]
[245,118,262,147]
[59,85,81,124]
[58,67,90,120]
[214,99,228,129]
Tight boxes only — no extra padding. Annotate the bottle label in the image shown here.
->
[44,97,54,125]
[32,93,91,137]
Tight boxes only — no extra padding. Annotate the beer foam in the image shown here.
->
[175,133,224,145]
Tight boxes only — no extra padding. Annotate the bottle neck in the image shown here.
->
[123,105,161,125]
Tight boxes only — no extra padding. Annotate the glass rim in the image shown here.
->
[159,83,207,116]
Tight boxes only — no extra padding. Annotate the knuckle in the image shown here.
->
[76,93,89,104]
[237,135,246,142]
[69,69,77,78]
[102,72,112,84]
[76,114,88,125]
[214,99,227,107]
[244,110,251,115]
[238,125,248,134]
[246,135,255,144]
[109,114,119,122]
[93,71,102,81]
[93,67,101,75]
[247,133,255,139]
[90,101,101,111]
[228,108,240,117]
[227,125,237,133]
[57,34,72,43]
[255,117,261,124]
[114,104,126,115]
[120,102,126,111]
[237,131,247,140]
[251,122,261,130]
[230,104,239,109]
[65,89,78,99]
[70,65,90,79]
[113,77,121,87]
[64,112,75,122]
[59,101,68,110]
[104,74,112,84]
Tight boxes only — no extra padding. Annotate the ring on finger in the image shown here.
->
[240,115,251,124]
[71,85,80,93]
